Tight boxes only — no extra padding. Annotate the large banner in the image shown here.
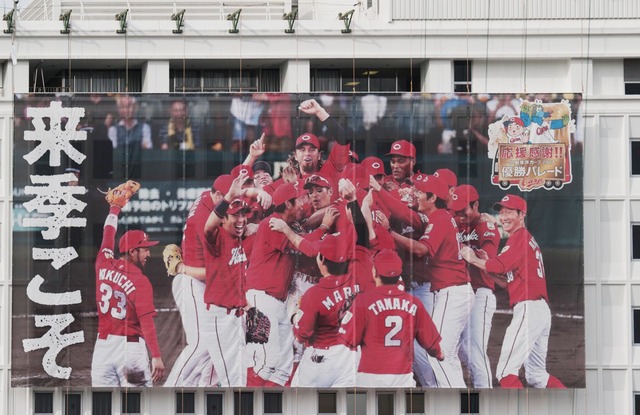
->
[11,93,584,388]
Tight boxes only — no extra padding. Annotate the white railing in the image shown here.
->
[391,0,640,20]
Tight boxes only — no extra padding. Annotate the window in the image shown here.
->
[92,392,112,415]
[635,393,640,415]
[453,60,472,93]
[625,59,640,95]
[64,393,82,415]
[206,394,223,415]
[34,392,53,415]
[460,392,480,414]
[176,392,196,414]
[318,392,337,415]
[311,68,418,92]
[633,225,640,260]
[121,391,141,414]
[377,393,394,415]
[347,392,366,415]
[631,141,640,175]
[405,393,424,415]
[264,392,282,414]
[234,392,253,415]
[171,69,281,92]
[61,69,142,93]
[634,309,640,344]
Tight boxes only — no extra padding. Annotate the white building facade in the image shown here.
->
[1,0,638,413]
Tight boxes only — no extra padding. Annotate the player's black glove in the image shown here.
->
[245,307,271,344]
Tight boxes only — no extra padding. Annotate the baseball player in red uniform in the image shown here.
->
[449,184,500,388]
[340,249,443,387]
[92,197,164,386]
[290,237,358,387]
[163,176,234,387]
[244,182,310,386]
[386,139,416,189]
[391,175,473,388]
[461,194,566,389]
[200,172,256,387]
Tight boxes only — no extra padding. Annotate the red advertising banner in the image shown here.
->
[11,93,584,389]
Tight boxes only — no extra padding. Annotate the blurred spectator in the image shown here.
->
[230,94,265,153]
[159,99,201,150]
[108,95,152,179]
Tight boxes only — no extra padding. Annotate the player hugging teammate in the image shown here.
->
[122,97,568,389]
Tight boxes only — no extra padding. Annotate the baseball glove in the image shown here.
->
[245,307,271,344]
[105,180,141,208]
[163,244,183,276]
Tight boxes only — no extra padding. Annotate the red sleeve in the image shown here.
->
[325,142,350,173]
[485,230,524,274]
[377,189,424,233]
[139,314,161,358]
[477,222,500,257]
[100,206,121,252]
[415,301,442,355]
[418,213,447,257]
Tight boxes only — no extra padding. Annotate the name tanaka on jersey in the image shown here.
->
[368,297,418,316]
[97,268,136,295]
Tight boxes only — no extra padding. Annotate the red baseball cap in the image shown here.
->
[374,249,403,278]
[303,174,333,190]
[448,184,479,212]
[493,194,527,213]
[362,156,386,177]
[413,175,449,201]
[316,235,352,263]
[272,181,306,206]
[341,164,369,189]
[386,140,416,159]
[295,133,320,149]
[227,199,251,215]
[119,230,159,253]
[213,174,233,194]
[231,164,254,180]
[507,117,525,126]
[434,168,457,188]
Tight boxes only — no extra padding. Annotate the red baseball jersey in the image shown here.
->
[294,274,359,348]
[419,209,470,291]
[340,285,441,375]
[245,213,303,301]
[485,227,549,307]
[181,190,213,268]
[378,189,430,284]
[457,221,500,290]
[95,252,157,339]
[203,227,255,309]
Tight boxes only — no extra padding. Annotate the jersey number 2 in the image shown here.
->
[98,283,127,319]
[384,316,403,346]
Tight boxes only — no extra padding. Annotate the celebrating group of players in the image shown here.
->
[92,99,567,389]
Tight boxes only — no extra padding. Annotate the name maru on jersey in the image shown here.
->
[98,268,136,295]
[321,285,360,310]
[368,297,418,316]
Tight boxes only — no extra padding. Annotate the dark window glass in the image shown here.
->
[453,60,472,92]
[264,392,282,414]
[460,392,480,414]
[633,225,640,259]
[377,393,394,415]
[92,392,111,415]
[624,60,640,95]
[626,83,640,95]
[346,392,366,415]
[635,393,640,415]
[176,392,196,414]
[34,392,53,414]
[121,392,141,414]
[64,393,82,415]
[234,392,253,415]
[634,309,640,343]
[405,393,424,414]
[318,392,337,414]
[206,394,223,415]
[632,142,640,175]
